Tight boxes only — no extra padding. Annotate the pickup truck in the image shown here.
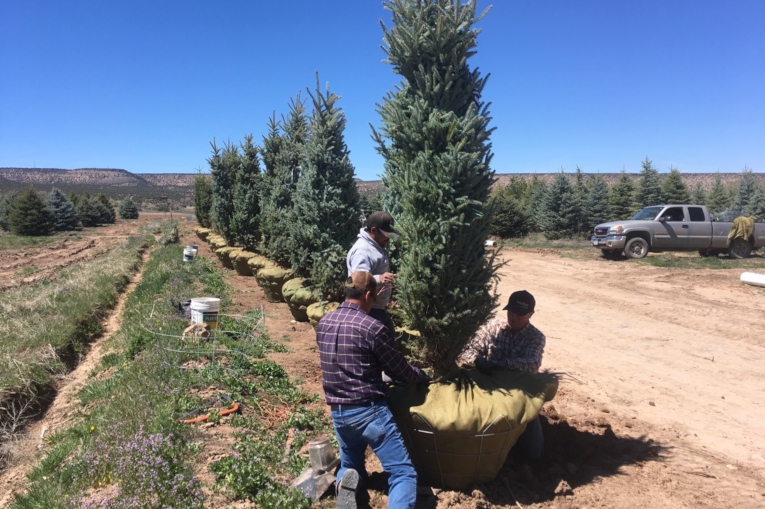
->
[591,204,765,260]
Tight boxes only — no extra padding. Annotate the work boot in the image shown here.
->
[336,468,359,509]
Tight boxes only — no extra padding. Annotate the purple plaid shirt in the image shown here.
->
[316,302,428,405]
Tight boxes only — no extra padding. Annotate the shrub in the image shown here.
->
[118,197,139,219]
[45,188,78,231]
[8,185,53,236]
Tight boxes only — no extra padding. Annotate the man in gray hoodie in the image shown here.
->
[347,211,398,339]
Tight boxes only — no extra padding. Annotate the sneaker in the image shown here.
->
[336,468,359,509]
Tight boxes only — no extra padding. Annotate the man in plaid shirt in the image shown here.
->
[317,271,429,509]
[459,289,547,460]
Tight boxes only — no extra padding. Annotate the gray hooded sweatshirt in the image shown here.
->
[346,228,391,309]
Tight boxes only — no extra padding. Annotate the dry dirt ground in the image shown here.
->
[3,219,765,508]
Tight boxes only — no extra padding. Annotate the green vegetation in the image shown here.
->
[118,196,139,219]
[193,173,213,228]
[11,244,331,508]
[45,188,78,231]
[0,234,58,251]
[7,186,53,236]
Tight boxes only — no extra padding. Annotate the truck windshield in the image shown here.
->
[631,206,663,221]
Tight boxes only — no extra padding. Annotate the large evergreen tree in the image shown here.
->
[541,172,580,239]
[0,192,18,231]
[76,195,102,227]
[96,194,116,223]
[745,185,765,222]
[525,175,548,232]
[610,170,637,219]
[373,0,497,375]
[208,140,237,243]
[691,182,706,205]
[230,134,262,250]
[661,167,690,204]
[489,184,530,238]
[8,186,53,236]
[635,157,663,207]
[45,188,78,231]
[118,197,139,219]
[732,168,757,213]
[193,173,213,227]
[572,167,588,235]
[583,174,612,232]
[706,172,730,215]
[288,77,361,300]
[260,98,308,265]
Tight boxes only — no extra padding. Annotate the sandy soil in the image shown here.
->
[3,220,765,508]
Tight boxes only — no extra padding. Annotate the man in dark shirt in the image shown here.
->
[317,271,429,509]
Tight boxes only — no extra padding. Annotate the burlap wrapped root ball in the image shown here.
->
[214,246,238,269]
[207,235,227,250]
[194,227,211,241]
[307,301,340,327]
[226,249,244,272]
[387,369,558,490]
[281,278,320,322]
[233,250,259,276]
[255,265,294,303]
[246,255,271,274]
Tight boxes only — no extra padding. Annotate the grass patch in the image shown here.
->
[638,251,765,269]
[12,243,330,508]
[0,233,59,251]
[500,233,592,251]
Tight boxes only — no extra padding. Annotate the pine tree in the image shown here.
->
[572,167,588,235]
[76,196,101,227]
[118,197,139,219]
[287,76,361,300]
[661,168,690,204]
[208,139,237,243]
[490,184,530,238]
[373,0,497,375]
[230,134,262,250]
[8,186,53,236]
[635,158,663,207]
[525,176,548,232]
[97,194,116,223]
[610,170,637,219]
[542,172,580,239]
[732,168,757,213]
[706,172,730,215]
[691,182,706,205]
[45,188,78,231]
[745,185,765,222]
[583,174,612,232]
[0,191,19,231]
[193,173,213,227]
[260,97,308,265]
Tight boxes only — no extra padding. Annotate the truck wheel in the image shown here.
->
[602,250,622,260]
[728,239,752,259]
[624,238,649,259]
[698,249,714,257]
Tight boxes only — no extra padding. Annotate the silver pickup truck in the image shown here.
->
[591,204,765,260]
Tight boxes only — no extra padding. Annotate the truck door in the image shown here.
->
[686,206,712,248]
[653,206,689,249]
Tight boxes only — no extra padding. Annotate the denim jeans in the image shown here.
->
[331,402,417,509]
[514,415,544,460]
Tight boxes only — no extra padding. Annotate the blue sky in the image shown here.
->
[1,0,763,181]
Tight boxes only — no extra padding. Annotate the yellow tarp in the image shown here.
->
[387,369,558,490]
[728,216,755,241]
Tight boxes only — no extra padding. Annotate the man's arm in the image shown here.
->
[501,329,545,374]
[374,329,429,383]
[457,320,499,365]
[347,250,379,283]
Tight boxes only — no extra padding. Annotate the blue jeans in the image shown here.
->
[515,416,544,460]
[331,402,417,509]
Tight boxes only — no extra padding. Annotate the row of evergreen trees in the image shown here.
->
[491,160,765,240]
[195,75,360,301]
[0,186,138,236]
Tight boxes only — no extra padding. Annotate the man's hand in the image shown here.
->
[379,272,397,285]
[474,358,497,375]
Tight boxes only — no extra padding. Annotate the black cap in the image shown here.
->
[365,211,399,237]
[502,290,535,315]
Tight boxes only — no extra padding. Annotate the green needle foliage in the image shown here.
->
[288,76,361,300]
[732,167,757,213]
[193,173,213,227]
[691,182,706,206]
[97,193,116,223]
[230,134,262,250]
[118,196,140,220]
[45,188,78,231]
[209,140,236,243]
[745,185,765,221]
[661,168,690,204]
[542,172,581,239]
[706,172,730,215]
[8,185,53,236]
[373,0,497,375]
[583,174,612,231]
[0,191,19,231]
[635,157,663,207]
[610,171,638,220]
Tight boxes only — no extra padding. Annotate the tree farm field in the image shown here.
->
[2,219,765,508]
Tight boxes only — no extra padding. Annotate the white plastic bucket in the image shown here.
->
[190,297,220,329]
[741,272,765,287]
[183,247,195,262]
[190,244,199,257]
[484,240,498,248]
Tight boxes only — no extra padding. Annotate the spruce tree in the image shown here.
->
[661,167,690,204]
[635,157,663,207]
[691,182,706,205]
[732,168,757,213]
[97,194,116,223]
[373,0,497,375]
[118,197,139,219]
[745,185,765,221]
[490,185,530,238]
[0,191,19,231]
[193,173,213,227]
[572,167,588,235]
[287,77,361,300]
[208,139,237,243]
[706,172,730,215]
[542,171,580,239]
[45,188,78,231]
[610,170,637,219]
[8,186,53,236]
[525,175,548,232]
[583,174,612,231]
[230,134,262,250]
[260,97,308,265]
[76,196,101,227]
